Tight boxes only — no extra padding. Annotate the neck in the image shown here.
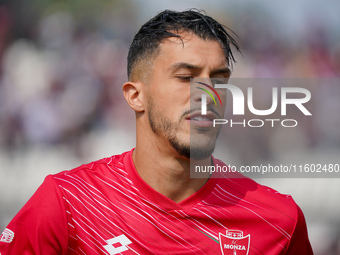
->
[133,141,212,203]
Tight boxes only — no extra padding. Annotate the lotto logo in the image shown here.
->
[0,228,14,243]
[104,234,132,255]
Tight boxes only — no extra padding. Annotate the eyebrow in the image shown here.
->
[211,67,231,77]
[169,62,231,76]
[170,62,200,71]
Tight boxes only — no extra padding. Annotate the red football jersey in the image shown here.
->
[0,149,313,254]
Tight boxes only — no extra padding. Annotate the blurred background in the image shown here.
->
[0,0,339,254]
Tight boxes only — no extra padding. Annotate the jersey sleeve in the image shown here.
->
[0,175,69,255]
[285,205,314,254]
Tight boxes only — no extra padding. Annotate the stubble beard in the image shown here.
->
[148,99,216,160]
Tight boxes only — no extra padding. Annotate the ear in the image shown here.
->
[122,81,145,112]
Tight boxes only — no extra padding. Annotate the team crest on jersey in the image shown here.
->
[219,229,250,255]
[0,228,14,243]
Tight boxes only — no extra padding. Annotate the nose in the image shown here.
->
[192,81,216,105]
[192,88,215,105]
[191,80,217,116]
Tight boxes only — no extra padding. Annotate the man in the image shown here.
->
[0,9,313,254]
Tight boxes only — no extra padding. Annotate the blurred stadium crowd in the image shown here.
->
[0,0,340,254]
[0,1,136,156]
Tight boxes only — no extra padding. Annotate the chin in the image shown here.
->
[191,134,218,149]
[190,143,216,160]
[168,135,213,160]
[168,129,218,159]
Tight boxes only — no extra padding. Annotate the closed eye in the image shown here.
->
[176,76,193,81]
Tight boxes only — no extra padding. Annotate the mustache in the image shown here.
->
[181,107,222,119]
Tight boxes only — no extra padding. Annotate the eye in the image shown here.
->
[176,76,193,81]
[212,77,228,84]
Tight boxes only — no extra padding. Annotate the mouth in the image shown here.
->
[185,111,219,127]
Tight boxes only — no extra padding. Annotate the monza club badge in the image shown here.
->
[219,230,250,255]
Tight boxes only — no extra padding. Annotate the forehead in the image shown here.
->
[154,33,229,72]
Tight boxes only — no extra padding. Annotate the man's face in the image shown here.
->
[144,33,229,159]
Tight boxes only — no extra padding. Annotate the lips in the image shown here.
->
[188,111,217,121]
[191,116,212,121]
[186,111,219,127]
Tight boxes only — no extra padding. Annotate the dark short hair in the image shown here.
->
[127,9,241,81]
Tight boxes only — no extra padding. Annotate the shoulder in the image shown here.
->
[45,150,134,206]
[212,159,301,223]
[51,150,131,183]
[214,159,296,204]
[218,173,299,215]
